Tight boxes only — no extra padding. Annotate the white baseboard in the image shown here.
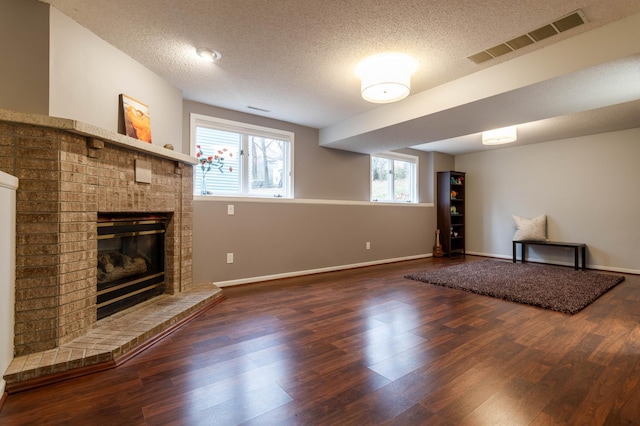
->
[215,253,432,287]
[215,250,638,288]
[466,251,640,275]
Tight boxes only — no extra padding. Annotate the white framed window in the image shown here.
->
[370,152,418,203]
[191,114,294,198]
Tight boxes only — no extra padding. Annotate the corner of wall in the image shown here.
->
[0,171,18,398]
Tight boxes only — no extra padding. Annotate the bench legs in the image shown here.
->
[513,242,586,270]
[570,246,587,270]
[513,241,529,264]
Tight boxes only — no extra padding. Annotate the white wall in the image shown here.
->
[456,128,640,273]
[0,171,18,396]
[48,7,184,151]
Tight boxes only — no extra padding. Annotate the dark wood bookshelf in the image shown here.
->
[437,171,466,256]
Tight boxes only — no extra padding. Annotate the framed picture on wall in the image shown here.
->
[119,94,152,143]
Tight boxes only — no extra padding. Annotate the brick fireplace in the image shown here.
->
[0,110,223,391]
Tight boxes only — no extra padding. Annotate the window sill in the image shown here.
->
[194,195,434,207]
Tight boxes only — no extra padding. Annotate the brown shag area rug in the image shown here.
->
[405,260,625,314]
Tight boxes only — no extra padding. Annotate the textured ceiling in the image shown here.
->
[41,0,640,154]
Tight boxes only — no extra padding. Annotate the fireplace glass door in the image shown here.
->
[97,215,167,319]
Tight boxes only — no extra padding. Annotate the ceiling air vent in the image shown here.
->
[247,105,271,113]
[553,12,587,32]
[468,51,494,64]
[486,43,513,58]
[467,10,587,64]
[528,24,558,42]
[506,35,534,50]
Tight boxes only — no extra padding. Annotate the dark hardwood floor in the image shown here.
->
[2,256,640,425]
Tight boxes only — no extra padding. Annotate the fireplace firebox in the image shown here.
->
[97,214,168,319]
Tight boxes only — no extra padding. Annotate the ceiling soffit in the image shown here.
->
[319,12,640,153]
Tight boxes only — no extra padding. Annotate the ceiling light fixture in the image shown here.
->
[482,126,518,145]
[196,47,222,62]
[356,53,417,103]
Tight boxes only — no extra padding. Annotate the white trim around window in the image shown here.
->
[370,151,418,203]
[190,114,294,199]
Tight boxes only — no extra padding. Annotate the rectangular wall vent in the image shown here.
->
[467,10,587,64]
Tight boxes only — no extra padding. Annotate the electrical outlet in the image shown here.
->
[366,242,371,250]
[227,204,234,215]
[227,253,234,263]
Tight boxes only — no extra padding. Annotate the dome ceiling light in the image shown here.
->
[356,53,417,104]
[482,126,518,145]
[196,47,222,62]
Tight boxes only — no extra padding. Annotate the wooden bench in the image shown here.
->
[512,240,586,270]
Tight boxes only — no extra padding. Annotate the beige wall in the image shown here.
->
[0,0,49,115]
[456,128,640,273]
[194,201,435,284]
[185,100,440,284]
[432,151,456,196]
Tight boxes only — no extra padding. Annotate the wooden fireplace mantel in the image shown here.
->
[0,108,197,165]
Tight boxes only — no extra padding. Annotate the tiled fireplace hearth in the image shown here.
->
[0,110,224,392]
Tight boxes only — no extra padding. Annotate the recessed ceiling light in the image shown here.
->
[196,47,221,62]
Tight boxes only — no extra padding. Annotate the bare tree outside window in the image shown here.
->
[249,137,286,197]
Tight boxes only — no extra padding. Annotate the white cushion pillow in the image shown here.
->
[513,214,547,241]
